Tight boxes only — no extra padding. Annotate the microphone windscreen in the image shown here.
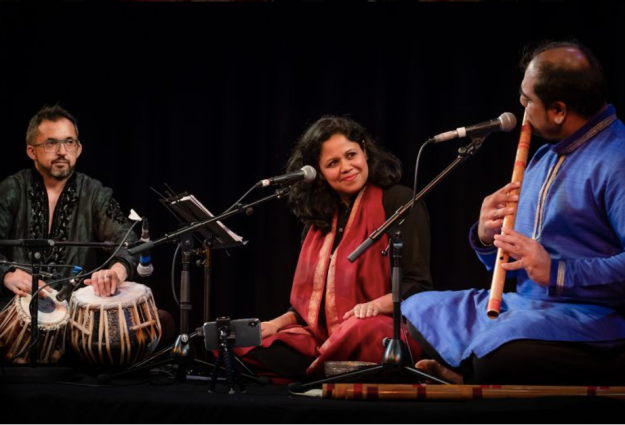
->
[301,165,317,182]
[499,112,517,132]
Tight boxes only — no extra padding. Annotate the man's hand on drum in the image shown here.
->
[3,268,48,298]
[84,263,127,297]
[477,181,521,246]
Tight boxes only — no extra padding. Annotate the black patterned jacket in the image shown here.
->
[0,169,138,297]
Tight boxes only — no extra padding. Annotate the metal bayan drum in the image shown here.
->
[69,281,161,366]
[324,361,378,378]
[0,290,69,364]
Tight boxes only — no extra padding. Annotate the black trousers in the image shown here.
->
[246,342,314,380]
[407,321,625,385]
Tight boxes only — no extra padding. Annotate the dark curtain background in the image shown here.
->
[1,3,624,332]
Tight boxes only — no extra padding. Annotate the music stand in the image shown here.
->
[99,192,252,383]
[100,186,291,385]
[166,192,247,330]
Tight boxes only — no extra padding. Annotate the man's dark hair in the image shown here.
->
[26,104,79,146]
[520,40,607,119]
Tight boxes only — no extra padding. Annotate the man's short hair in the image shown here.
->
[26,104,79,146]
[520,40,607,119]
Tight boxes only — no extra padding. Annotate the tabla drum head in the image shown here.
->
[18,290,68,327]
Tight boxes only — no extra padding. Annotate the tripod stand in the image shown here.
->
[207,317,250,394]
[289,230,449,392]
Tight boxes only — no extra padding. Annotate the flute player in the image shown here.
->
[401,40,625,385]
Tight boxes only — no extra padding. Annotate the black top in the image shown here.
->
[0,169,139,298]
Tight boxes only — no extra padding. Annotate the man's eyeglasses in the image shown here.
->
[31,138,81,153]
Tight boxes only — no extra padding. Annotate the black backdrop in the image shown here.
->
[1,3,624,332]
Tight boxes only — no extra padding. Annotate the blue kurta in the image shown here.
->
[402,105,625,367]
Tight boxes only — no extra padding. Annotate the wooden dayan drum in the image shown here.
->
[68,281,161,366]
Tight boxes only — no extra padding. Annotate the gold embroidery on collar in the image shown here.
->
[562,114,617,155]
[528,114,614,287]
[531,113,615,241]
[532,156,566,241]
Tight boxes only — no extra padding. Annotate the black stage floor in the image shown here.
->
[1,364,624,424]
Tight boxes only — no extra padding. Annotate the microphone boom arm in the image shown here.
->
[129,187,291,256]
[348,136,485,262]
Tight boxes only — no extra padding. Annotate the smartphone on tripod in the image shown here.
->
[203,318,261,350]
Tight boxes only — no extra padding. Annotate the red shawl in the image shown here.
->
[238,184,421,378]
[290,184,390,340]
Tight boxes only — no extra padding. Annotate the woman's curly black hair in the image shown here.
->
[285,115,402,234]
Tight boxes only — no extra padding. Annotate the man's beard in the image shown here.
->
[38,159,75,180]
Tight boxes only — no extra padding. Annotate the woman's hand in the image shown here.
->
[343,294,393,320]
[259,312,298,339]
[261,321,280,338]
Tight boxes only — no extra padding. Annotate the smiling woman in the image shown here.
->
[317,133,370,204]
[234,116,434,383]
[285,116,403,234]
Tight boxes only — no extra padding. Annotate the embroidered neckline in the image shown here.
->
[27,169,78,269]
[551,105,616,155]
[531,155,566,241]
[531,107,617,241]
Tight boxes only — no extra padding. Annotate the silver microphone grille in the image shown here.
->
[301,165,317,182]
[499,112,517,132]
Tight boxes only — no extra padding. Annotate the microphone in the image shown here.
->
[258,165,317,188]
[137,217,154,278]
[56,266,85,302]
[430,112,517,143]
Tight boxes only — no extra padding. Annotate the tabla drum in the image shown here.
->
[0,289,69,364]
[68,281,162,367]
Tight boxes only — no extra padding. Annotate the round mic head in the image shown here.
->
[300,165,317,183]
[137,263,154,278]
[499,112,517,132]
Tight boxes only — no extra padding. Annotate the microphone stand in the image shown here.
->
[289,136,486,392]
[201,239,212,326]
[348,136,485,262]
[0,239,52,367]
[101,187,290,385]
